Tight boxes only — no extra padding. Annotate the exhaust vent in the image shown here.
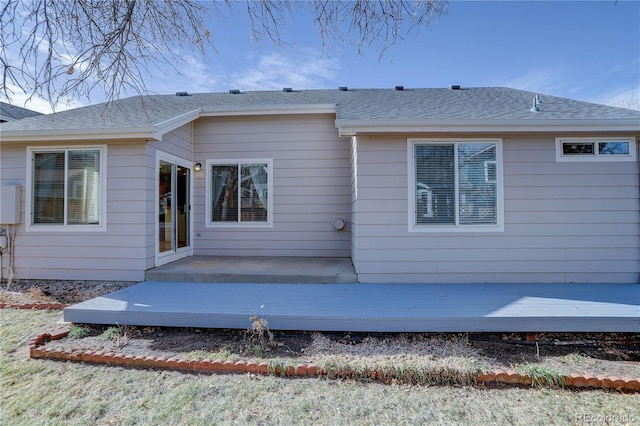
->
[338,86,348,91]
[394,85,404,91]
[449,85,461,90]
[175,91,190,96]
[283,87,293,92]
[229,89,241,94]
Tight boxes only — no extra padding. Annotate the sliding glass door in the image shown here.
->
[158,154,192,264]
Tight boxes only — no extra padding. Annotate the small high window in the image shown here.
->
[556,138,636,162]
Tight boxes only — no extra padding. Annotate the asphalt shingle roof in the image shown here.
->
[0,101,42,122]
[1,87,639,134]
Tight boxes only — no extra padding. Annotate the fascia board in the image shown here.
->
[0,127,160,142]
[200,104,336,117]
[336,119,640,136]
[154,109,202,135]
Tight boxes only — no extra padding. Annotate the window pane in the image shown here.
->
[598,141,629,155]
[211,165,238,222]
[563,143,594,155]
[240,163,268,222]
[415,145,454,224]
[458,143,497,225]
[67,150,101,224]
[33,152,65,224]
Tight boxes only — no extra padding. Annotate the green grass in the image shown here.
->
[99,326,122,340]
[516,363,566,388]
[68,325,89,339]
[2,309,639,426]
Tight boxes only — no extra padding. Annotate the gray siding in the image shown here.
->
[0,141,150,281]
[354,136,640,283]
[192,115,351,257]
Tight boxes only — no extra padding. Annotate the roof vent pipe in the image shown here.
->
[394,86,404,91]
[535,94,542,104]
[530,96,539,112]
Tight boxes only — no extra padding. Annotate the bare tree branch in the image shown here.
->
[0,0,447,111]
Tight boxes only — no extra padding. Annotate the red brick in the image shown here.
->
[296,364,308,376]
[211,359,224,371]
[246,362,259,373]
[477,373,495,383]
[622,377,640,391]
[234,360,248,372]
[30,347,44,358]
[49,326,70,340]
[258,362,269,375]
[603,376,626,389]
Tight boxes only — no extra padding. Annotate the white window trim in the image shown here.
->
[555,137,637,162]
[26,145,107,232]
[205,158,273,228]
[155,151,194,266]
[407,139,504,233]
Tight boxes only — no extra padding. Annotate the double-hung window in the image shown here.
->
[409,139,503,232]
[206,159,273,227]
[28,146,106,230]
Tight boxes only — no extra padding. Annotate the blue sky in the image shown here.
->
[13,1,640,112]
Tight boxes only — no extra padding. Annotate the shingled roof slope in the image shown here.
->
[1,87,638,134]
[0,102,43,122]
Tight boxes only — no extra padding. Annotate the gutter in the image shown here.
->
[336,119,640,136]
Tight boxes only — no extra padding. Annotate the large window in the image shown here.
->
[409,139,503,232]
[28,146,106,230]
[206,159,272,227]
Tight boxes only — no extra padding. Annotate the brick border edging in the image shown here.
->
[1,303,69,310]
[28,328,640,391]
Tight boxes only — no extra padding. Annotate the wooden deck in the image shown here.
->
[64,282,640,332]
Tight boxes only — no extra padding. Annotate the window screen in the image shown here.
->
[415,142,498,227]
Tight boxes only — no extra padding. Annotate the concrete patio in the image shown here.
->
[145,256,358,284]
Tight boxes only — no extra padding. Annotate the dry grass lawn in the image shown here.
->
[1,309,639,426]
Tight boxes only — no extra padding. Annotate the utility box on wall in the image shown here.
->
[0,185,22,225]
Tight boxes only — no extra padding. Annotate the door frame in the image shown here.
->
[155,151,194,266]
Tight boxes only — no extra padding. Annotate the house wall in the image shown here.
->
[0,141,151,281]
[192,114,351,257]
[353,135,640,283]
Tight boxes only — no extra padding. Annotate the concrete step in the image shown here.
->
[145,256,358,284]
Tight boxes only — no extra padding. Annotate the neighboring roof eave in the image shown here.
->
[336,119,640,136]
[200,104,336,117]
